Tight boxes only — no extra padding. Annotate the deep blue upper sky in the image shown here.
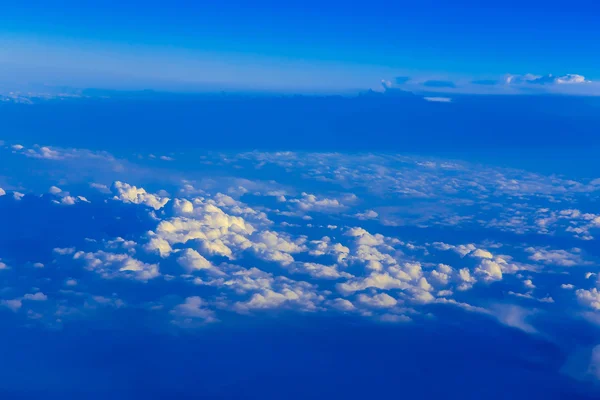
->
[2,0,600,91]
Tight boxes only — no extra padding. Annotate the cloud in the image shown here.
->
[380,313,412,323]
[72,249,160,281]
[291,262,352,280]
[505,73,589,85]
[177,248,214,273]
[424,97,452,103]
[354,210,379,220]
[2,145,600,350]
[171,296,218,326]
[1,299,22,311]
[383,72,597,95]
[233,280,324,313]
[356,292,398,308]
[112,181,169,210]
[492,304,537,334]
[526,247,589,267]
[23,292,48,301]
[287,192,355,214]
[90,182,111,193]
[577,288,600,311]
[331,298,356,311]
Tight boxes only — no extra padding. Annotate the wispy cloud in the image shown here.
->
[384,73,598,96]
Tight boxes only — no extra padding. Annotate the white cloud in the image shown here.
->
[523,279,535,289]
[474,259,503,282]
[337,272,411,295]
[1,299,22,312]
[288,192,354,213]
[577,288,600,311]
[526,247,588,267]
[291,262,352,280]
[471,249,493,259]
[112,181,169,210]
[492,304,537,334]
[357,292,398,308]
[54,247,76,255]
[5,146,600,335]
[177,249,214,273]
[90,183,111,193]
[380,313,412,323]
[505,73,589,85]
[424,97,452,103]
[561,284,575,290]
[73,249,160,281]
[65,279,78,287]
[234,281,324,313]
[23,292,48,301]
[171,296,217,326]
[331,298,355,311]
[384,72,596,95]
[355,210,379,220]
[49,186,62,194]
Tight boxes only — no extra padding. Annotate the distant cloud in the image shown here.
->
[505,73,589,85]
[385,73,597,95]
[424,97,452,103]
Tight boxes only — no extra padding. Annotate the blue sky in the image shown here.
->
[2,0,600,92]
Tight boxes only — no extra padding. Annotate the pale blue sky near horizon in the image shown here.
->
[2,0,600,92]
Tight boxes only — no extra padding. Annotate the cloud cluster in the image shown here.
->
[1,141,599,374]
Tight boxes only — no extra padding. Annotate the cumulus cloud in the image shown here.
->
[474,259,504,281]
[3,146,600,343]
[287,192,355,214]
[112,181,169,210]
[526,247,588,267]
[23,292,48,301]
[577,288,600,311]
[177,248,214,273]
[331,298,356,311]
[354,210,379,220]
[291,262,352,280]
[233,280,324,314]
[356,292,398,308]
[73,249,160,281]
